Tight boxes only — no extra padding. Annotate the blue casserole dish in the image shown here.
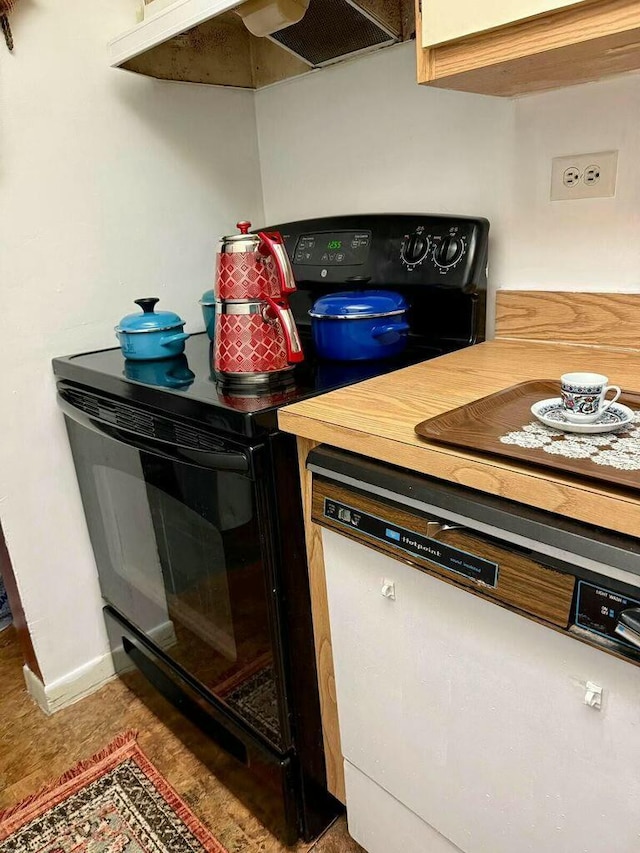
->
[115,298,190,361]
[309,290,409,361]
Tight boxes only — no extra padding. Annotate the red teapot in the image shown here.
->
[215,220,297,301]
[213,221,303,384]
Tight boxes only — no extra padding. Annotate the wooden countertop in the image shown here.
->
[279,338,640,538]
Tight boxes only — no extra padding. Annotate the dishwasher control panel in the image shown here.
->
[324,497,499,587]
[310,446,640,668]
[575,581,640,652]
[313,478,576,628]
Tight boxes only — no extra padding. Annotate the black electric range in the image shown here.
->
[52,328,445,438]
[52,213,488,845]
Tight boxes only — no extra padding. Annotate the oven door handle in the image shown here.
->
[57,394,251,473]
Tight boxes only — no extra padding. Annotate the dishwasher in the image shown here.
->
[308,446,640,853]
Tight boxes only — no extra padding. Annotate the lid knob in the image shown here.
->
[236,221,251,234]
[134,298,160,314]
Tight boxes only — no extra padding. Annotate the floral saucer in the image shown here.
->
[531,398,635,434]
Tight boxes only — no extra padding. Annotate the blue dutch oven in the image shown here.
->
[199,289,216,341]
[309,290,409,361]
[115,298,190,361]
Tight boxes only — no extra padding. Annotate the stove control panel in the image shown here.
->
[266,214,489,291]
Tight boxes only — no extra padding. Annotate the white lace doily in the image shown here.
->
[499,412,640,471]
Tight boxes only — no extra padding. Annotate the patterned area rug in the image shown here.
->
[0,731,227,853]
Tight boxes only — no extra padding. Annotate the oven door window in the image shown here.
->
[66,418,287,751]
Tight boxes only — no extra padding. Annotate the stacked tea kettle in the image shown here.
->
[213,221,304,385]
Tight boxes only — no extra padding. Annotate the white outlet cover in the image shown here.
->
[550,150,618,201]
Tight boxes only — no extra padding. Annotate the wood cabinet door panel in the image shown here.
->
[422,0,591,48]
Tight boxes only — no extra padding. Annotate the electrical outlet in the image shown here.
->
[563,167,580,187]
[584,165,601,185]
[550,151,618,201]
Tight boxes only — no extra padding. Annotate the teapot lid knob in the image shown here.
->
[236,221,251,234]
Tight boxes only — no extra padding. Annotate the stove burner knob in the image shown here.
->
[434,236,464,268]
[401,232,430,265]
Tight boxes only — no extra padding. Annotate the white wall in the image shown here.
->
[255,42,515,304]
[506,73,640,291]
[256,44,640,299]
[0,0,264,688]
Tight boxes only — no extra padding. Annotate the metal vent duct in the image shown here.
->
[268,0,398,67]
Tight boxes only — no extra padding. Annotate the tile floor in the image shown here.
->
[0,627,363,852]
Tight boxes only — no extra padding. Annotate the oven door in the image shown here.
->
[58,384,292,754]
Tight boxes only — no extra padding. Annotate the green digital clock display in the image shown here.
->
[293,231,371,266]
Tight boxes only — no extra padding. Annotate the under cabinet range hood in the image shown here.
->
[108,0,410,88]
[260,0,398,67]
[234,0,399,65]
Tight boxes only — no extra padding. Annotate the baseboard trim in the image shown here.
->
[23,652,116,715]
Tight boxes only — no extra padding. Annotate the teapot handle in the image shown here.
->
[258,231,297,296]
[265,297,304,364]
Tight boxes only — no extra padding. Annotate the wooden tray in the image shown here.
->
[415,380,640,492]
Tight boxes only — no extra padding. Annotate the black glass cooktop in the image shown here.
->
[53,330,443,439]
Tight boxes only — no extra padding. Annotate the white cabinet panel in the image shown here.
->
[323,529,640,853]
[345,762,463,853]
[108,0,242,66]
[422,0,591,48]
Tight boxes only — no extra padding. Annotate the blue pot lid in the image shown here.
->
[116,298,184,334]
[200,289,216,307]
[309,290,408,319]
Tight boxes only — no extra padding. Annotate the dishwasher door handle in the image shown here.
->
[426,522,464,539]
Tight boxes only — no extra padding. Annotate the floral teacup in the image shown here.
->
[560,372,621,424]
